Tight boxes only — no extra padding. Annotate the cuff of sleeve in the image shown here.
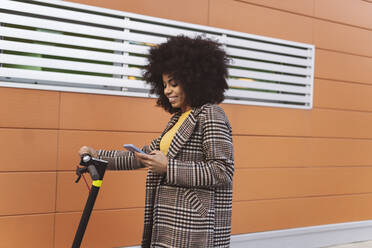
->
[96,150,116,170]
[166,158,176,185]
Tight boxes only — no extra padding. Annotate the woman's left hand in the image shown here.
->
[134,150,168,175]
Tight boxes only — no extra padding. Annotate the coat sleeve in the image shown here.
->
[97,138,158,170]
[165,105,234,188]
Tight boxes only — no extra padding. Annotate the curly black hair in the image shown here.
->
[143,35,229,113]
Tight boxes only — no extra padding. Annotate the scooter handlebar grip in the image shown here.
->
[87,165,100,181]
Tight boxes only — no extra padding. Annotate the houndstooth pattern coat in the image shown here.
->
[98,104,234,248]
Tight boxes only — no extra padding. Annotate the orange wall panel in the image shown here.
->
[0,172,56,215]
[234,167,372,201]
[60,92,169,132]
[56,170,146,212]
[223,104,372,138]
[223,103,311,136]
[55,209,143,248]
[58,130,157,170]
[67,0,209,25]
[0,129,58,171]
[315,49,372,84]
[314,79,372,112]
[314,0,372,29]
[232,194,372,234]
[234,136,372,168]
[209,0,313,43]
[308,108,372,138]
[314,19,372,57]
[0,214,54,248]
[0,88,59,129]
[235,0,314,16]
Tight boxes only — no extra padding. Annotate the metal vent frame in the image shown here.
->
[0,0,315,109]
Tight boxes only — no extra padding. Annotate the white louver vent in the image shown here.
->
[0,0,315,109]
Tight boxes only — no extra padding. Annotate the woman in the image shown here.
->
[79,35,234,247]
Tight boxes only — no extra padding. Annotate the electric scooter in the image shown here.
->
[72,154,108,248]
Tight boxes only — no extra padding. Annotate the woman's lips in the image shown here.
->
[168,96,177,104]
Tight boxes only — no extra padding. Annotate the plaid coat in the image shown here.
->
[98,104,234,247]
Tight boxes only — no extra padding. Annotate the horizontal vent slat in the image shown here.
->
[229,68,311,85]
[0,67,148,88]
[227,47,312,67]
[0,27,122,51]
[0,81,152,98]
[0,54,145,75]
[224,99,309,109]
[226,36,310,57]
[226,89,310,103]
[228,79,311,94]
[0,13,124,40]
[231,58,311,76]
[0,40,148,65]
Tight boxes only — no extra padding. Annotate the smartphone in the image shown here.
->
[123,144,146,154]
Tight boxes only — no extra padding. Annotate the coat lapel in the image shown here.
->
[160,112,181,138]
[166,105,205,158]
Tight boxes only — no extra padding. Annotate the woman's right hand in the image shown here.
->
[78,146,97,158]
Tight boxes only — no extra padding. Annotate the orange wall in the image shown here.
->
[2,0,372,247]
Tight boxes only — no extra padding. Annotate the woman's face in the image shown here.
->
[162,74,191,112]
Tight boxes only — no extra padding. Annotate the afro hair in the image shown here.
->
[143,35,230,113]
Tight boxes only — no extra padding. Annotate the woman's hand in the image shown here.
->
[78,146,97,158]
[135,150,168,175]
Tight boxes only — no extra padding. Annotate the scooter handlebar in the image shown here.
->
[76,154,108,182]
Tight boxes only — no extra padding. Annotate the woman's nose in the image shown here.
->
[164,86,171,95]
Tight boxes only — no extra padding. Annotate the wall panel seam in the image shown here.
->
[232,0,315,17]
[55,207,145,214]
[56,166,372,172]
[315,77,372,86]
[232,135,372,141]
[317,48,372,59]
[60,128,163,134]
[56,169,147,172]
[314,106,372,114]
[0,126,163,133]
[232,0,372,32]
[315,77,372,87]
[233,135,372,141]
[0,127,59,130]
[235,166,372,170]
[54,91,61,248]
[0,212,55,218]
[233,192,372,203]
[0,171,57,174]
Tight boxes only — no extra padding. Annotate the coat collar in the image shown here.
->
[159,104,208,158]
